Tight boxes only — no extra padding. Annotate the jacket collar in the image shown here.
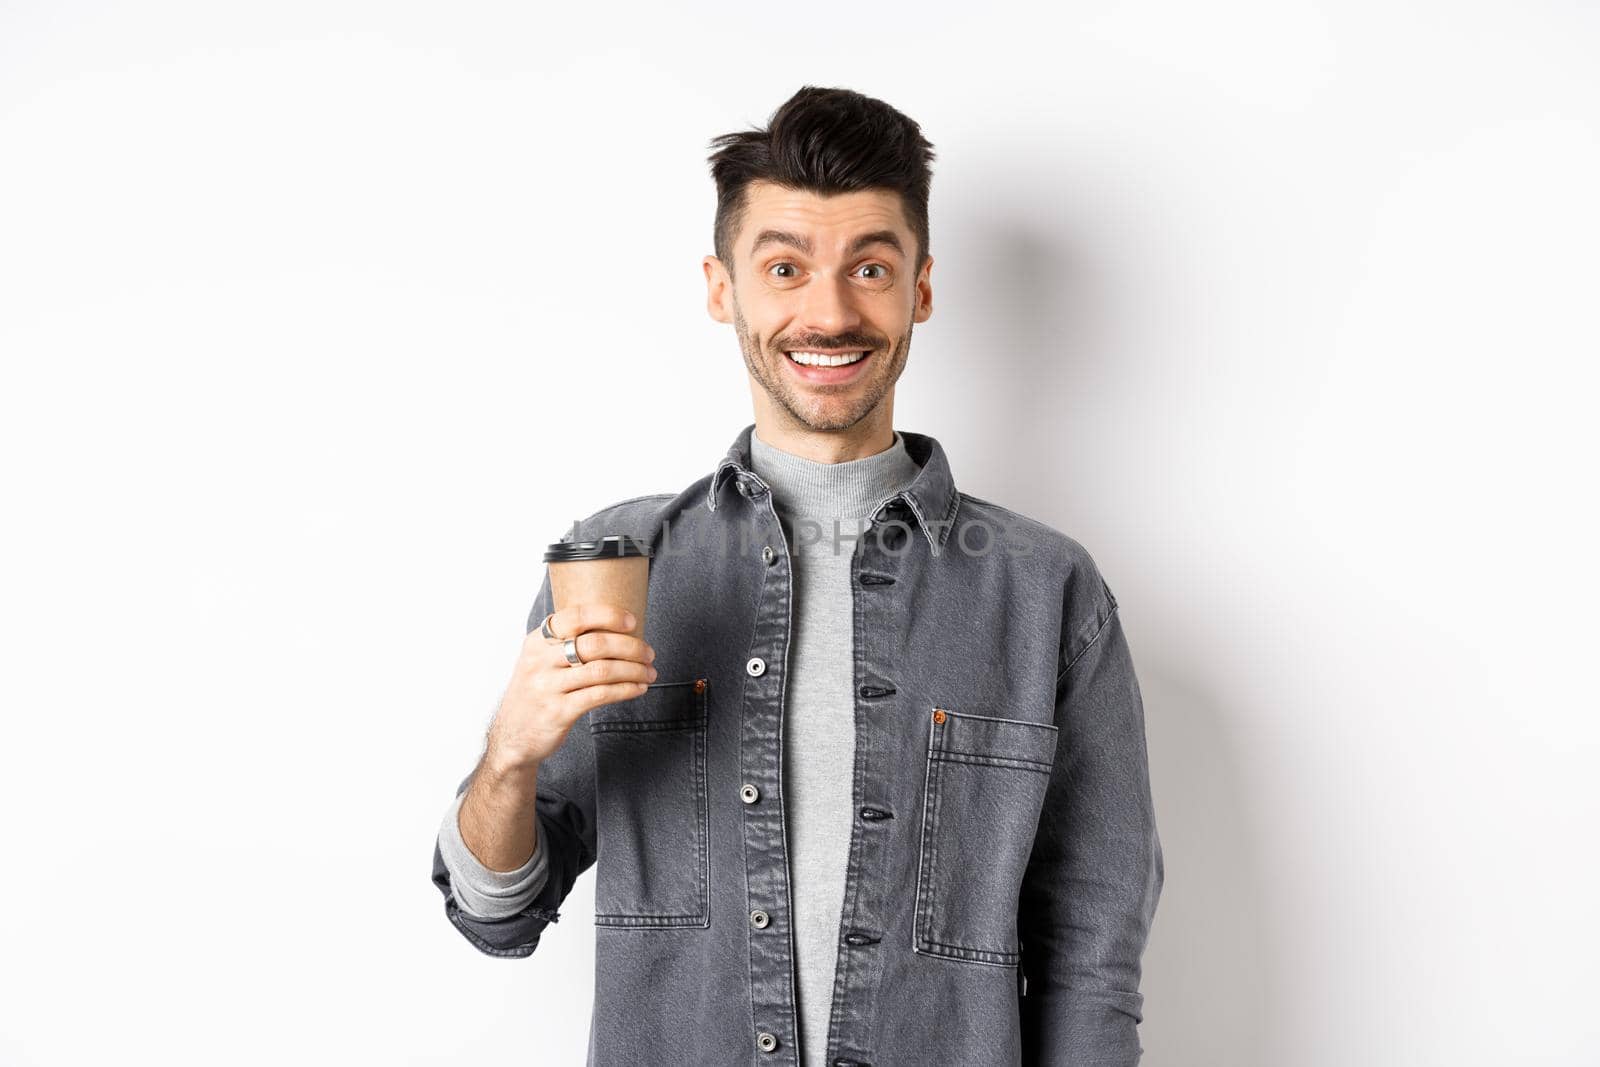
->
[705,422,961,557]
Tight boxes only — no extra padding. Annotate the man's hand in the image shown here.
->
[484,602,658,775]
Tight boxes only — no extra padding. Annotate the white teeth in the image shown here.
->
[788,350,867,367]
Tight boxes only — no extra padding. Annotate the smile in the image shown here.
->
[782,348,874,384]
[786,350,868,367]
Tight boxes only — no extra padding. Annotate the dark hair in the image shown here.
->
[706,86,936,281]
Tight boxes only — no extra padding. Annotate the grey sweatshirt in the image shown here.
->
[437,429,921,1066]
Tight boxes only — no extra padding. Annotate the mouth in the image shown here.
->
[783,348,873,384]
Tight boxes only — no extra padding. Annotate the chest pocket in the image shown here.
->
[588,678,710,928]
[914,707,1059,966]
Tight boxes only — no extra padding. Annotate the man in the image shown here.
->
[432,85,1164,1066]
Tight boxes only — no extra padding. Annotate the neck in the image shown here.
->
[750,408,896,465]
[748,426,920,519]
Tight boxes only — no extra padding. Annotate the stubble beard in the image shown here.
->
[731,295,912,434]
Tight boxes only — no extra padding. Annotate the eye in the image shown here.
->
[858,264,888,280]
[769,262,798,278]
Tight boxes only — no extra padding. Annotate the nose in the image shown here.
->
[797,271,863,339]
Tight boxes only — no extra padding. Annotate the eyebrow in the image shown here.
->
[748,228,906,259]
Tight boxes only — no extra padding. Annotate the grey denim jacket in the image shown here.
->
[431,423,1164,1066]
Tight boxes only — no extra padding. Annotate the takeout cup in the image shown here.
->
[542,535,652,639]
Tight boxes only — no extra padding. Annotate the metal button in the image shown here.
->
[740,783,760,804]
[746,656,766,677]
[757,1032,778,1053]
[762,544,776,565]
[750,909,770,929]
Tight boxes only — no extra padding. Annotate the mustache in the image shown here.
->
[774,339,879,351]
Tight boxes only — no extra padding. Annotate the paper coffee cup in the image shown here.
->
[542,535,652,639]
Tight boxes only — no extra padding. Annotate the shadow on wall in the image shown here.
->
[955,211,1288,1065]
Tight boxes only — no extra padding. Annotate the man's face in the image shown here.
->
[704,180,933,434]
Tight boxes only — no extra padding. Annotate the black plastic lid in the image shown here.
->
[543,535,652,563]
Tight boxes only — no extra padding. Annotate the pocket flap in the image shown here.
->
[929,708,1057,772]
[589,678,707,733]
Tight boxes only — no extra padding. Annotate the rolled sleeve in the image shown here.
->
[436,785,551,920]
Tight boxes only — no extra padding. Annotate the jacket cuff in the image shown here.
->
[1021,986,1147,1065]
[436,787,550,920]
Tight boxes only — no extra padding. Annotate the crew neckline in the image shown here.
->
[748,429,922,518]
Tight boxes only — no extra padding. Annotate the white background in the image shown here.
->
[2,2,1596,1064]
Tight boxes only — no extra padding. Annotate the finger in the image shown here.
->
[534,629,655,669]
[552,656,657,694]
[560,679,651,723]
[547,603,637,642]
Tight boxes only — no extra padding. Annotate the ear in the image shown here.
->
[704,256,733,324]
[912,253,934,323]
